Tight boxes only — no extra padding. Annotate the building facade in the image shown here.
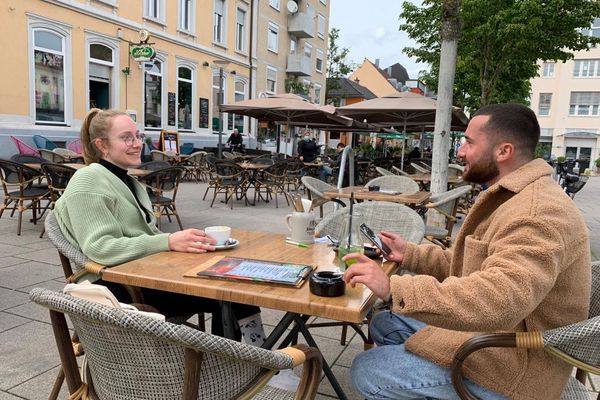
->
[0,0,329,157]
[530,20,600,171]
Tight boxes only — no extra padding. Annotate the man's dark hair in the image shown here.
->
[473,103,540,159]
[336,142,345,149]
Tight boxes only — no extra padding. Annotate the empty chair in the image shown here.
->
[0,159,50,235]
[150,149,176,163]
[183,151,209,183]
[222,151,236,160]
[284,159,305,192]
[138,160,172,171]
[253,162,288,208]
[315,201,425,245]
[364,175,420,195]
[411,162,430,174]
[301,176,347,218]
[180,142,194,155]
[39,149,70,163]
[10,154,47,164]
[30,287,322,400]
[33,134,58,150]
[66,138,83,155]
[375,166,395,176]
[423,186,472,248]
[209,162,249,210]
[392,165,411,176]
[137,166,185,230]
[53,147,82,163]
[10,135,39,156]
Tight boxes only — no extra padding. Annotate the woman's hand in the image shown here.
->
[342,253,391,302]
[168,229,216,253]
[379,231,407,263]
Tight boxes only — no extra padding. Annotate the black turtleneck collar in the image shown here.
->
[99,159,128,183]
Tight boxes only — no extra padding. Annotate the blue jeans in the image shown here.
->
[319,165,333,182]
[351,311,508,399]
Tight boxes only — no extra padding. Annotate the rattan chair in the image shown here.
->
[150,149,176,163]
[10,135,39,156]
[30,288,322,400]
[137,166,185,230]
[451,261,600,400]
[364,175,420,195]
[300,176,347,218]
[253,162,288,208]
[209,162,249,210]
[411,162,430,174]
[392,165,411,176]
[0,159,50,235]
[139,160,172,170]
[284,159,305,192]
[375,166,395,176]
[313,201,425,347]
[423,186,472,248]
[183,151,208,183]
[39,149,70,163]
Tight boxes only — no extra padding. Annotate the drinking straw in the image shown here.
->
[347,193,354,250]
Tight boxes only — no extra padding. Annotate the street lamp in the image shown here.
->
[213,60,230,159]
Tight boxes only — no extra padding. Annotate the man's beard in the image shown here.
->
[463,154,500,184]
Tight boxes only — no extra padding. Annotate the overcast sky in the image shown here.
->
[329,0,427,79]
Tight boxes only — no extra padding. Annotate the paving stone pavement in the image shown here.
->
[0,175,598,399]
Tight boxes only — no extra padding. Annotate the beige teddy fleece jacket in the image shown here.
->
[390,158,590,399]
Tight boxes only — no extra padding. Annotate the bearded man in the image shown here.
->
[343,103,590,399]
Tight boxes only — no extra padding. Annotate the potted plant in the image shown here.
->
[595,157,600,172]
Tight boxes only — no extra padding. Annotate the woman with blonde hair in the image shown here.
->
[54,108,266,343]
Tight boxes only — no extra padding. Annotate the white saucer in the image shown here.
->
[214,238,239,250]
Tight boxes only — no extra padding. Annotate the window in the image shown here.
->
[33,29,66,123]
[540,128,554,138]
[314,83,321,104]
[542,62,554,77]
[569,92,600,116]
[538,93,552,116]
[89,43,113,110]
[317,14,326,39]
[233,80,246,133]
[179,0,193,32]
[266,66,277,94]
[290,36,297,53]
[145,0,165,22]
[144,60,163,128]
[269,0,280,10]
[267,23,279,53]
[582,18,600,48]
[213,0,225,44]
[316,49,324,73]
[573,59,600,77]
[236,7,246,52]
[304,42,312,58]
[177,66,193,130]
[212,72,226,130]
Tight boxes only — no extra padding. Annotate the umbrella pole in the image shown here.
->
[400,122,407,171]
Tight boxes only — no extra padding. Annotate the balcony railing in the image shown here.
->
[286,53,312,76]
[288,8,315,39]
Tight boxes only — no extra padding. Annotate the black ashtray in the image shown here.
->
[368,185,380,191]
[310,271,345,297]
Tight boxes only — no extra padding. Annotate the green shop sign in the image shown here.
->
[131,45,156,62]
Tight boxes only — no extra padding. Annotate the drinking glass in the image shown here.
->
[337,213,363,270]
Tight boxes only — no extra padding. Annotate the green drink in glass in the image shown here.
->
[337,245,364,270]
[337,212,363,271]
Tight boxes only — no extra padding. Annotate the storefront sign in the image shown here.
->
[131,45,155,62]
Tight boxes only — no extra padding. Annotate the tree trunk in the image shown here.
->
[430,0,460,228]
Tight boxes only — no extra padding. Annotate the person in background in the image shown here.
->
[342,103,590,399]
[409,146,421,160]
[54,109,267,346]
[297,132,319,162]
[227,128,244,153]
[319,142,346,182]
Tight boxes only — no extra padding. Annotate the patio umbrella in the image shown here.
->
[337,92,469,169]
[221,93,352,155]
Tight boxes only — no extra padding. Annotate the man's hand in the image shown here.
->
[379,231,407,263]
[168,229,216,253]
[342,253,391,302]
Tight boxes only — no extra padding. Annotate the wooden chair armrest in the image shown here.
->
[84,262,106,276]
[84,262,145,303]
[451,333,517,400]
[278,344,322,400]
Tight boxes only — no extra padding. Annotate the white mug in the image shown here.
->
[285,212,316,243]
[205,226,231,245]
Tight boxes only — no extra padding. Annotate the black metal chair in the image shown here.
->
[0,159,50,235]
[39,163,77,238]
[210,162,249,209]
[253,162,289,207]
[137,166,185,230]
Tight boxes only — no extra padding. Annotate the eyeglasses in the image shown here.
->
[111,133,145,146]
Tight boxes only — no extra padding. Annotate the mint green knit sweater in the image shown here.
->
[54,163,170,278]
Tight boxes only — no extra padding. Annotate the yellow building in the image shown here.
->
[0,0,329,156]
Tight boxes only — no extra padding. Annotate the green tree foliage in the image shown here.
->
[400,0,600,112]
[326,27,355,104]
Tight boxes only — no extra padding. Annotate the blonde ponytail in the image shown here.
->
[80,108,127,165]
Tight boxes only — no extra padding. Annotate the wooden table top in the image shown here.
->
[26,163,148,177]
[323,186,431,206]
[102,229,397,323]
[238,162,271,170]
[407,173,463,184]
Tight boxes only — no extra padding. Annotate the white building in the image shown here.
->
[530,18,600,171]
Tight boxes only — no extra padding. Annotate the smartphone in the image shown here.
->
[359,223,391,257]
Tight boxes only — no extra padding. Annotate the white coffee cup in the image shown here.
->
[204,226,231,246]
[285,212,315,243]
